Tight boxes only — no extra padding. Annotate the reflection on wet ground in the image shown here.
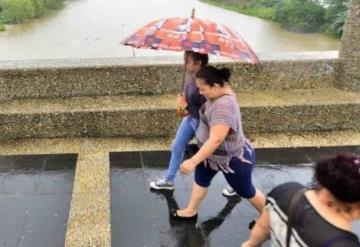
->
[0,154,76,247]
[111,146,360,247]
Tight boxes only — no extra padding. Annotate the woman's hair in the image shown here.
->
[195,65,231,87]
[315,153,360,203]
[185,51,209,67]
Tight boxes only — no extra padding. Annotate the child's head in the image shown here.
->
[195,65,231,99]
[184,51,209,73]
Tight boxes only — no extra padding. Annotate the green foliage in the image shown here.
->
[32,0,64,17]
[323,0,348,8]
[0,0,34,24]
[46,0,64,9]
[272,0,325,32]
[253,7,273,19]
[323,0,349,37]
[200,0,349,37]
[0,0,63,25]
[325,10,348,37]
[242,6,273,20]
[325,0,348,21]
[0,23,4,31]
[32,0,47,17]
[255,0,282,7]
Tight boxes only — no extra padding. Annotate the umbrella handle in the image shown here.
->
[182,64,186,91]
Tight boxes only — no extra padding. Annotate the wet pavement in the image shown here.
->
[111,146,360,247]
[0,154,76,247]
[0,145,359,246]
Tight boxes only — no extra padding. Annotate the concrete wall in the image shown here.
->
[338,0,360,91]
[0,52,338,100]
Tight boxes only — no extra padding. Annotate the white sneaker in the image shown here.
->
[222,186,237,197]
[150,177,175,190]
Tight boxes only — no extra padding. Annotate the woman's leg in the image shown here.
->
[224,146,265,213]
[177,182,208,217]
[248,189,266,213]
[177,162,218,217]
[165,116,197,182]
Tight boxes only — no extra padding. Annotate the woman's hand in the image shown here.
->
[176,94,187,109]
[180,159,197,175]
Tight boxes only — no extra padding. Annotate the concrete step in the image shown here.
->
[0,87,359,140]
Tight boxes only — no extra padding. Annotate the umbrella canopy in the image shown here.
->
[121,11,259,63]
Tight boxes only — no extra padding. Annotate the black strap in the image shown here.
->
[197,141,227,156]
[286,189,306,247]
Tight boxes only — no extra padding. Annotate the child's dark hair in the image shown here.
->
[195,65,231,87]
[185,51,209,67]
[315,153,360,203]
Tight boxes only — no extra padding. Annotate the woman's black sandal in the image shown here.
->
[170,209,198,221]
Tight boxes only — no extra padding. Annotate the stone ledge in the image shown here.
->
[0,51,339,69]
[0,130,359,156]
[0,88,359,139]
[0,53,339,100]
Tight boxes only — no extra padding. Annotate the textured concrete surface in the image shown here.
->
[0,88,359,139]
[0,51,338,70]
[65,152,110,247]
[339,0,360,92]
[0,130,360,156]
[0,53,339,100]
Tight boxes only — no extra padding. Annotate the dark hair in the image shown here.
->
[315,153,360,203]
[185,51,209,67]
[195,65,231,87]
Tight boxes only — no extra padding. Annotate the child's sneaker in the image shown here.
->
[222,185,237,197]
[150,177,175,190]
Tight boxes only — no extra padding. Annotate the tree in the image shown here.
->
[32,0,47,18]
[0,0,34,24]
[273,0,325,32]
[323,0,349,37]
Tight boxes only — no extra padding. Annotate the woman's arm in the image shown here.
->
[180,124,229,174]
[241,208,271,247]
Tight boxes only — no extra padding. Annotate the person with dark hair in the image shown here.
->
[242,153,360,247]
[149,51,208,190]
[172,65,265,220]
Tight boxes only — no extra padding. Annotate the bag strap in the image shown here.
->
[286,188,306,247]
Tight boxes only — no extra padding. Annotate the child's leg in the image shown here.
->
[165,116,197,182]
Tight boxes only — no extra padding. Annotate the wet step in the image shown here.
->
[0,87,360,139]
[0,154,76,247]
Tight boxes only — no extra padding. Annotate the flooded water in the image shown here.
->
[0,0,340,61]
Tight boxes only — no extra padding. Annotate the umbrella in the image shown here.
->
[121,9,259,64]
